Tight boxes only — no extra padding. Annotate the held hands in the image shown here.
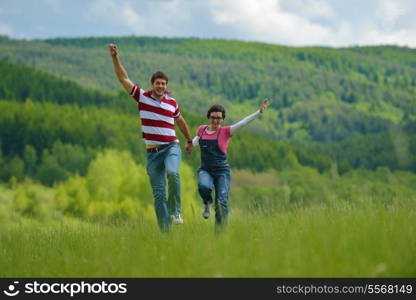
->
[260,99,269,113]
[185,141,193,154]
[108,43,118,57]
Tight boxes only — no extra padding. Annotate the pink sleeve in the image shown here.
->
[224,126,232,138]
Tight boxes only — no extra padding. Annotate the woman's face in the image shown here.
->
[208,111,224,129]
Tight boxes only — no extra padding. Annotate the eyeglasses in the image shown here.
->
[209,117,223,120]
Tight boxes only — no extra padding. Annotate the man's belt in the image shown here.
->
[147,144,170,153]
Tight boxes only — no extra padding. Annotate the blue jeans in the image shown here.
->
[146,142,181,231]
[198,167,231,226]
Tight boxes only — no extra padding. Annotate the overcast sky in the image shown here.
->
[0,0,415,47]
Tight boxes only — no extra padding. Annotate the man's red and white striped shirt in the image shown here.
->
[130,85,180,145]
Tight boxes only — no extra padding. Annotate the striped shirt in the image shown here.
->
[130,85,180,145]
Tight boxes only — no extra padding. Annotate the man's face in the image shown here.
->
[152,78,167,97]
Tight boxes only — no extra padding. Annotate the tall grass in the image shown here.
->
[1,205,415,277]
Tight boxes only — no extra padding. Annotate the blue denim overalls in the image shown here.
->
[197,126,231,227]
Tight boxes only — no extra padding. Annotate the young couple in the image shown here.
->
[109,44,268,232]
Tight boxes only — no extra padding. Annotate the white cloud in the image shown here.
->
[87,0,146,34]
[120,2,145,33]
[0,23,13,36]
[375,0,408,25]
[337,0,416,47]
[281,0,334,19]
[86,0,189,36]
[353,24,416,47]
[210,0,332,45]
[208,0,416,47]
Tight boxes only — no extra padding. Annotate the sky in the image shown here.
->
[0,0,415,48]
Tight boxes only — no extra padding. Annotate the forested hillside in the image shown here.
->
[0,60,334,186]
[0,35,415,173]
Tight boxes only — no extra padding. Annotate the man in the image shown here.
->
[108,43,193,232]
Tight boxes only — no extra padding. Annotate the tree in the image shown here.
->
[8,156,25,181]
[23,145,37,176]
[36,150,69,186]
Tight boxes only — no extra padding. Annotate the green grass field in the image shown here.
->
[1,206,415,278]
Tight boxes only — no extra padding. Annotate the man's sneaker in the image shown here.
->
[171,214,184,224]
[202,204,210,219]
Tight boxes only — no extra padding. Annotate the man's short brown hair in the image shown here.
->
[151,71,169,84]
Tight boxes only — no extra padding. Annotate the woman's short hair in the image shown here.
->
[207,104,226,119]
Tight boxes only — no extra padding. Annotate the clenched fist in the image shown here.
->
[260,99,269,113]
[108,43,118,57]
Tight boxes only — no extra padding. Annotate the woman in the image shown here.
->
[192,99,269,229]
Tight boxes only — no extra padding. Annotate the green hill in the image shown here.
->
[0,35,415,174]
[0,59,334,186]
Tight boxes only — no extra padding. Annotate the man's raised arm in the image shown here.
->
[108,43,134,94]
